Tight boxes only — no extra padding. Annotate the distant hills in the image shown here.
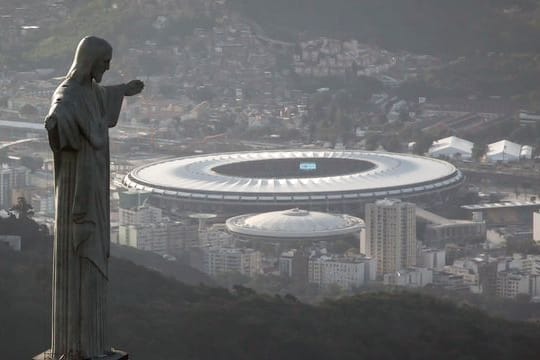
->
[226,0,540,106]
[230,0,540,57]
[8,0,540,106]
[15,0,540,68]
[2,234,540,359]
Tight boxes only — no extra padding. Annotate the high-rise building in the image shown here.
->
[279,249,309,286]
[199,224,235,248]
[117,190,197,254]
[534,211,540,243]
[496,270,535,299]
[418,248,446,270]
[509,254,540,276]
[365,199,416,275]
[0,165,30,209]
[119,223,168,254]
[118,201,161,226]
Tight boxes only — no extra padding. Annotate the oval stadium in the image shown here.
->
[122,150,464,216]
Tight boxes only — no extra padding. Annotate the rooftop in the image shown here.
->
[487,139,522,158]
[462,201,540,211]
[226,208,364,239]
[416,207,479,225]
[124,150,464,201]
[428,136,473,155]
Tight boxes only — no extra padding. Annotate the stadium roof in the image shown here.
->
[123,150,464,203]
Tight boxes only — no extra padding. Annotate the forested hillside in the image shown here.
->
[2,242,540,360]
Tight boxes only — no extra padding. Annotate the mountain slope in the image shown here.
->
[2,243,540,360]
[230,0,540,56]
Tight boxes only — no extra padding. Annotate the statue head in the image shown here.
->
[67,36,113,84]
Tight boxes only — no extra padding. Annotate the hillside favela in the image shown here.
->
[2,1,540,359]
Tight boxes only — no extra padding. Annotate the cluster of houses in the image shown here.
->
[293,38,396,78]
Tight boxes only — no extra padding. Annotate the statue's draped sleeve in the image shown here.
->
[100,84,125,128]
[46,83,125,151]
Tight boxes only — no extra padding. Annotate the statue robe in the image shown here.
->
[46,79,124,359]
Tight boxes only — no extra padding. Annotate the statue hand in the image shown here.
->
[124,80,144,96]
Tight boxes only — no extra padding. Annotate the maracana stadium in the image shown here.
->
[122,150,464,216]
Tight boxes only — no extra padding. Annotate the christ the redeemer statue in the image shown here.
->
[36,36,143,360]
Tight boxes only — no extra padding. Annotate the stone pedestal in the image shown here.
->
[33,349,128,360]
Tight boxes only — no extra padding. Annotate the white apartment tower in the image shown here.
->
[534,211,540,244]
[365,199,416,275]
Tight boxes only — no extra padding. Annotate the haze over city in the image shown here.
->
[2,1,540,359]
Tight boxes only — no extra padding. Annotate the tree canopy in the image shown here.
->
[2,231,540,359]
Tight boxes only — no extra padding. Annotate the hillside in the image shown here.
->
[10,0,540,68]
[3,0,216,69]
[229,0,540,57]
[227,0,540,106]
[2,243,540,360]
[6,0,540,105]
[110,243,215,286]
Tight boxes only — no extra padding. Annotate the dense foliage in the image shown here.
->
[2,235,540,359]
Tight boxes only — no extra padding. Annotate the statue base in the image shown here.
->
[33,349,128,360]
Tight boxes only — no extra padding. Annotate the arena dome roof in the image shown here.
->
[226,208,364,239]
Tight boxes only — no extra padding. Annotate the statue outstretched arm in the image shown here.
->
[101,80,143,128]
[124,80,144,96]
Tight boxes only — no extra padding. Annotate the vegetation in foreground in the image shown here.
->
[1,234,540,359]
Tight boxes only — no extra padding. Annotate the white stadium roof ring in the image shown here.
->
[123,150,464,206]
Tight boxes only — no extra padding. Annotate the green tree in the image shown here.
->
[364,133,380,150]
[412,134,434,155]
[472,143,488,162]
[381,135,403,152]
[214,271,250,288]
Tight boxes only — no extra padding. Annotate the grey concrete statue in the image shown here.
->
[39,36,143,360]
